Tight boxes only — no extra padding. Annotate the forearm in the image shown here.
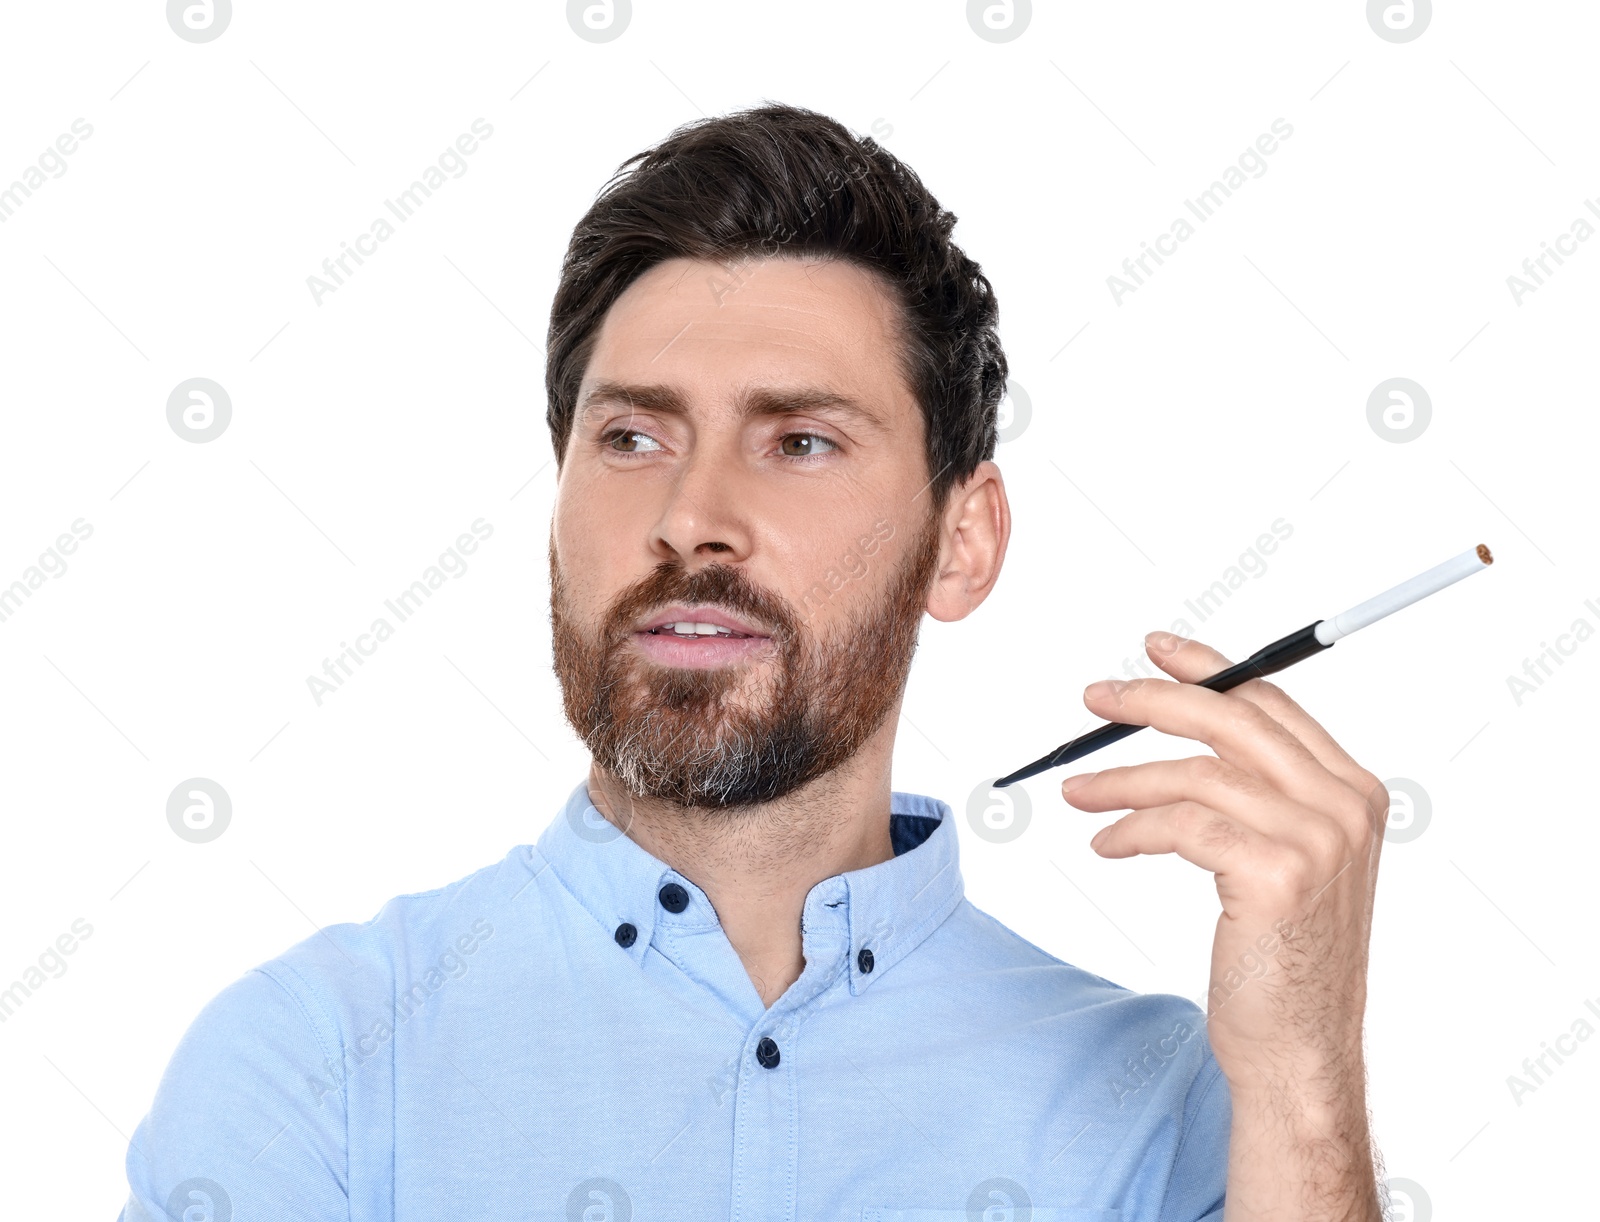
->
[1222,1057,1382,1222]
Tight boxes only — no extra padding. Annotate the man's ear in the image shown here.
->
[926,460,1010,623]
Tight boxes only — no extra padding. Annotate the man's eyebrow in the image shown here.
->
[578,381,887,431]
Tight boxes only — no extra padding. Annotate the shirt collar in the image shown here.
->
[532,777,965,996]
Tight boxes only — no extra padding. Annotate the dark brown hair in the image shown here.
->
[543,102,1008,515]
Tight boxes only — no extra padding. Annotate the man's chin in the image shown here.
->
[598,748,779,809]
[616,655,778,710]
[588,704,817,808]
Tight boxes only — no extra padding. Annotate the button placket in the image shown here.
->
[707,873,868,1217]
[729,1013,802,1222]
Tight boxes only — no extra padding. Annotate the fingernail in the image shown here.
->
[1090,827,1110,851]
[1147,631,1181,651]
[1062,771,1098,793]
[1084,679,1127,701]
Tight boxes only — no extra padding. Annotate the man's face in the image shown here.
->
[549,254,944,808]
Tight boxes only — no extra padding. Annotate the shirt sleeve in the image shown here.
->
[1159,1050,1231,1222]
[118,965,350,1222]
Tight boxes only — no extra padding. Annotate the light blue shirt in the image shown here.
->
[121,779,1230,1221]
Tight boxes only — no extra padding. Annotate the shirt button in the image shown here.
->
[756,1036,780,1069]
[857,947,875,974]
[658,882,690,913]
[614,922,637,948]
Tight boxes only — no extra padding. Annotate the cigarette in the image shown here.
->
[992,544,1494,788]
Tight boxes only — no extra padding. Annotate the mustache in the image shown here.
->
[601,560,799,646]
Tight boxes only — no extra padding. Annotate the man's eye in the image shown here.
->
[604,430,662,455]
[778,433,838,458]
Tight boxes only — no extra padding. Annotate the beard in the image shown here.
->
[549,511,941,809]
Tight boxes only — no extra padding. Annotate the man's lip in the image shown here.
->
[634,605,771,637]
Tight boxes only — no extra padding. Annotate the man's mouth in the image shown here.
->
[648,621,751,637]
[631,606,775,667]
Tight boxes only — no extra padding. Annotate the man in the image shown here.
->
[122,103,1387,1221]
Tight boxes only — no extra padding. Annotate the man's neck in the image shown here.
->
[584,725,899,1010]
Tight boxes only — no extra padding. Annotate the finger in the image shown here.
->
[1092,800,1366,924]
[1143,630,1232,679]
[1082,674,1348,816]
[1063,754,1326,845]
[1089,799,1272,888]
[1144,631,1389,844]
[1144,630,1381,806]
[1090,800,1362,926]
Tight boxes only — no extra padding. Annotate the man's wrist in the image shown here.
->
[1217,1019,1367,1101]
[1223,1051,1381,1222]
[1225,1047,1366,1112]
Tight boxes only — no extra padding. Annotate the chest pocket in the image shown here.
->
[861,1210,1120,1221]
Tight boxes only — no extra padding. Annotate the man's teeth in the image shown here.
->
[654,621,745,638]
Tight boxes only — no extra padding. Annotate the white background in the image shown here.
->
[1,2,1594,1218]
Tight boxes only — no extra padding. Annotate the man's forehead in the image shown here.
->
[577,256,918,433]
[613,252,901,315]
[590,256,902,363]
